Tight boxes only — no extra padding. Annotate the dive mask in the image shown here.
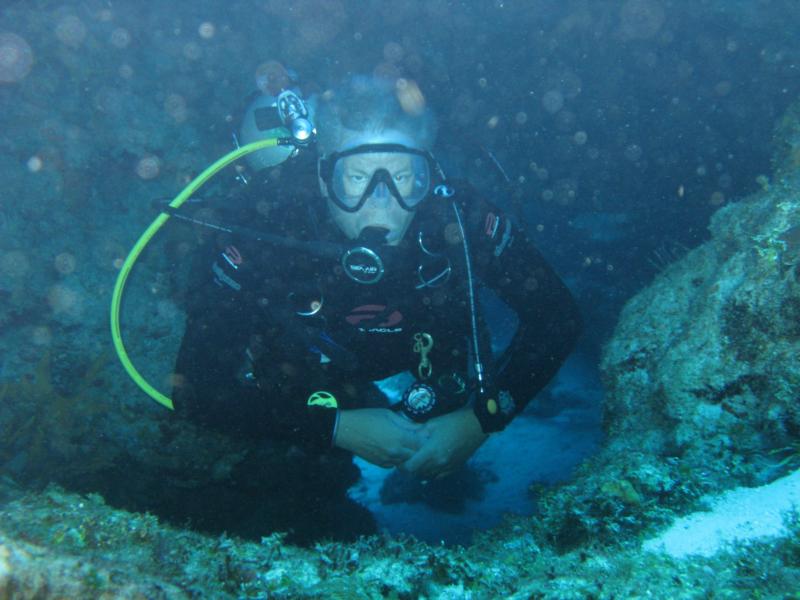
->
[319,144,441,213]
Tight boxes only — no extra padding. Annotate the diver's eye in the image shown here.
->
[348,174,367,184]
[393,173,411,184]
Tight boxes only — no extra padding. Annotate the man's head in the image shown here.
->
[316,76,437,245]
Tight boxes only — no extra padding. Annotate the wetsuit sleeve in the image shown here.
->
[465,196,582,432]
[172,242,338,451]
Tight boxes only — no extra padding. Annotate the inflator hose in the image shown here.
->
[110,138,280,409]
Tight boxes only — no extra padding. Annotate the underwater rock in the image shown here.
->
[535,94,800,550]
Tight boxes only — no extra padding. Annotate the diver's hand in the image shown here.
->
[400,409,488,479]
[334,408,424,468]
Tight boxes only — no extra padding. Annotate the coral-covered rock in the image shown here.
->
[537,96,800,548]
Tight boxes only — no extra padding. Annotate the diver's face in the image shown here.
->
[324,152,417,245]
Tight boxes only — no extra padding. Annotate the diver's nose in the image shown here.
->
[369,182,391,206]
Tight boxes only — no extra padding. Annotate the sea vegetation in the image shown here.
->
[1,479,799,598]
[0,353,119,484]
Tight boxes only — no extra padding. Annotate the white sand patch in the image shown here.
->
[643,469,800,558]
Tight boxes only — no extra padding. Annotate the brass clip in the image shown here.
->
[413,332,434,380]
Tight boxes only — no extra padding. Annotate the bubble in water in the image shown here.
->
[541,90,564,114]
[624,143,643,162]
[620,0,665,40]
[136,155,161,179]
[55,15,88,48]
[515,111,528,125]
[0,33,34,83]
[486,115,499,129]
[198,22,216,39]
[573,130,588,145]
[118,64,133,79]
[54,252,77,275]
[541,189,554,201]
[110,28,131,49]
[395,78,426,116]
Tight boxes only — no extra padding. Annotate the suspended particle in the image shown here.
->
[255,60,290,95]
[573,130,588,145]
[31,326,52,346]
[487,115,499,129]
[27,155,43,172]
[55,15,88,48]
[164,94,187,122]
[182,42,202,60]
[624,143,643,162]
[710,191,725,206]
[395,78,425,116]
[620,0,665,40]
[515,112,528,125]
[541,90,564,114]
[383,41,403,63]
[110,28,131,49]
[48,284,82,316]
[136,155,161,179]
[54,252,77,275]
[198,22,216,39]
[0,32,34,83]
[0,250,30,278]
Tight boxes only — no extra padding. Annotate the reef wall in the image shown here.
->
[536,95,800,548]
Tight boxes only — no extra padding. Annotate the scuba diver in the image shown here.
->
[159,75,581,540]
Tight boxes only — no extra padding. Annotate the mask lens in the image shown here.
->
[330,149,432,210]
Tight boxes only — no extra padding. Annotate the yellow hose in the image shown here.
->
[110,138,280,409]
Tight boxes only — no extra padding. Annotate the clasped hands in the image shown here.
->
[333,407,488,479]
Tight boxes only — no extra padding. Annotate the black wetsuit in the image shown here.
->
[171,156,581,538]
